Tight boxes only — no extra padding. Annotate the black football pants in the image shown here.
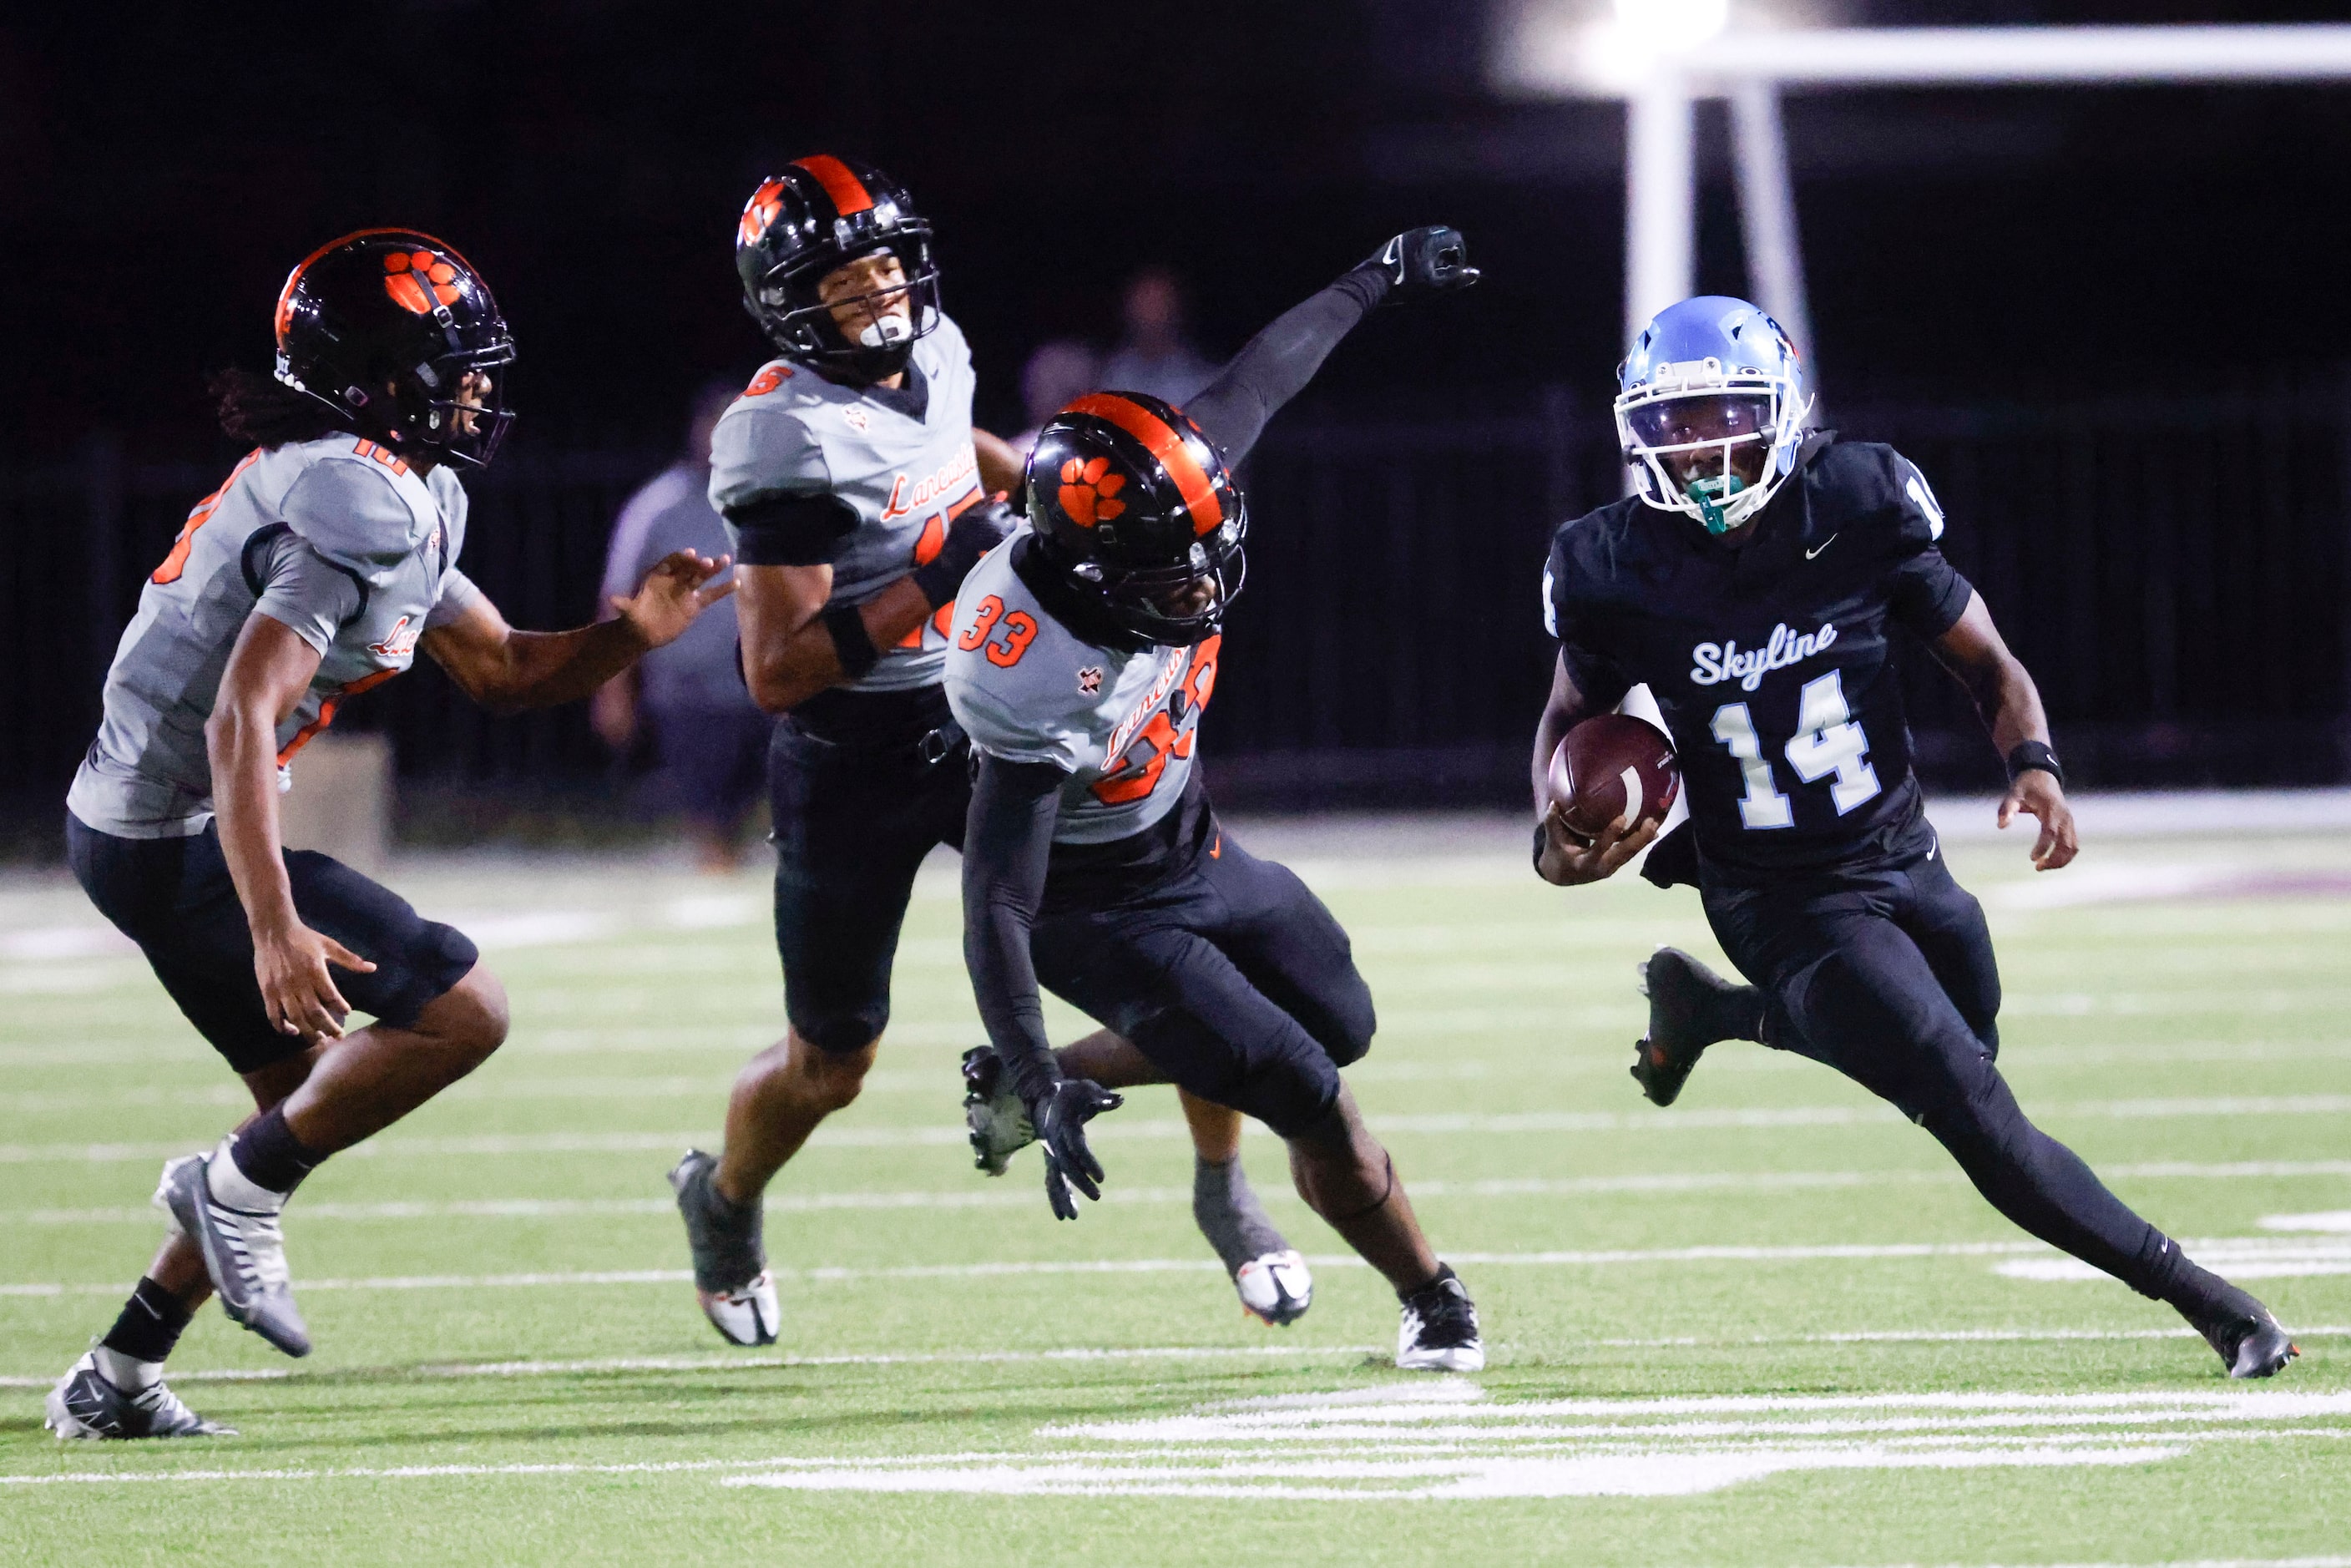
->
[1701,817,2188,1301]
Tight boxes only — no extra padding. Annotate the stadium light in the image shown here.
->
[1494,17,2351,396]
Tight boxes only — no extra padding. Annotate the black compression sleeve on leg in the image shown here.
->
[1181,271,1387,464]
[229,1104,324,1196]
[100,1277,194,1364]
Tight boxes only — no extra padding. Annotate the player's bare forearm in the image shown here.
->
[737,566,934,713]
[1931,593,2051,756]
[205,615,317,934]
[973,428,1025,497]
[427,550,732,713]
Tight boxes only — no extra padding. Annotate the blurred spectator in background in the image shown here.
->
[594,382,772,872]
[1012,338,1100,452]
[1100,266,1214,406]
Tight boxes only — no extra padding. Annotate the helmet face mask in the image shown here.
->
[1026,392,1247,651]
[274,229,518,469]
[738,157,942,382]
[1615,298,1811,535]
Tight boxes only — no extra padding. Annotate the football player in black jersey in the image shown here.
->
[1530,296,2297,1379]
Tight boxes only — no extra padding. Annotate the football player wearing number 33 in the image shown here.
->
[1531,296,2296,1379]
[668,155,1307,1347]
[948,229,1486,1372]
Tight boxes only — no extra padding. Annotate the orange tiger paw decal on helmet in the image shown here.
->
[383,250,462,314]
[1058,456,1127,528]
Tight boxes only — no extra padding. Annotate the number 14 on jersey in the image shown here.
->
[1708,670,1881,829]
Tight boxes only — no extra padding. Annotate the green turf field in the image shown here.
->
[3,812,2348,1565]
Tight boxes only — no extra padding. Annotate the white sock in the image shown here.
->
[92,1345,164,1391]
[205,1136,287,1213]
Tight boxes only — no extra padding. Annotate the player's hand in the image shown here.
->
[1999,769,2078,872]
[611,549,735,649]
[1358,225,1479,304]
[1029,1077,1123,1220]
[252,919,376,1040]
[913,496,1019,609]
[1535,802,1659,887]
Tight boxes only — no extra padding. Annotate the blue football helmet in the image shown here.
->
[1615,296,1813,534]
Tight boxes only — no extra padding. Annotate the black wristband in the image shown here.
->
[2006,740,2064,788]
[822,603,880,679]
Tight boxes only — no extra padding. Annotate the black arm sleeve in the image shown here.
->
[726,492,862,567]
[1181,271,1388,463]
[962,752,1073,1104]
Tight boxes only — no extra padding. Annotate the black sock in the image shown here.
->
[229,1105,326,1196]
[2139,1234,2238,1317]
[100,1277,194,1365]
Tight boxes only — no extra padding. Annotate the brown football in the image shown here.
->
[1546,713,1680,842]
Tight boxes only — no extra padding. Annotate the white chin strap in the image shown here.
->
[857,314,913,349]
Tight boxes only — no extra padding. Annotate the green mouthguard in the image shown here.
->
[1685,473,1747,534]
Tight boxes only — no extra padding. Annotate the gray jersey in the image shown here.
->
[944,532,1219,845]
[708,313,981,693]
[68,436,480,839]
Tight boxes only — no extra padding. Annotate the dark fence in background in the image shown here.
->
[4,378,2345,849]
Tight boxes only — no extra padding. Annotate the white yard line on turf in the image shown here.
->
[5,1094,2347,1167]
[9,1162,2349,1228]
[10,1328,2348,1392]
[17,1235,2351,1297]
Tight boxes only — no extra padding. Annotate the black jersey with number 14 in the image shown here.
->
[1543,433,1975,881]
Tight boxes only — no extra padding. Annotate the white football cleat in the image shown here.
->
[1235,1249,1313,1326]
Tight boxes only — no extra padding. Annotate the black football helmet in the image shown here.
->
[272,229,517,468]
[1025,392,1247,650]
[735,155,941,383]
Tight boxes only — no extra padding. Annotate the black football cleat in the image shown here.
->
[2187,1284,2299,1379]
[1396,1265,1484,1372]
[45,1352,233,1440]
[668,1151,781,1347]
[962,1045,1035,1176]
[1631,947,1758,1108]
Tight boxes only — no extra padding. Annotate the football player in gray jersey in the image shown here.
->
[668,155,1309,1345]
[950,228,1489,1372]
[46,230,734,1441]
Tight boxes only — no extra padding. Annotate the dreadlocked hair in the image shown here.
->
[208,368,349,448]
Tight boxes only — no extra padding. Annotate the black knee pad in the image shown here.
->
[1317,986,1377,1070]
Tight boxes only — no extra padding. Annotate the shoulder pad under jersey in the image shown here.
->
[279,442,434,588]
[1808,441,1949,554]
[709,389,830,513]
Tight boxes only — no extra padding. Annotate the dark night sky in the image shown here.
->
[5,1,2351,459]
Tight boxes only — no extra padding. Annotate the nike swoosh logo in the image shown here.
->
[1805,534,1838,559]
[1926,836,1939,861]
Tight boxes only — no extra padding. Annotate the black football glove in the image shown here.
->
[910,494,1019,609]
[1027,1076,1123,1221]
[1356,225,1479,306]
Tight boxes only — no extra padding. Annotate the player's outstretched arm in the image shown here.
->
[422,549,734,714]
[962,753,1122,1219]
[1931,590,2079,871]
[208,613,380,1041]
[1529,651,1659,886]
[1184,225,1478,465]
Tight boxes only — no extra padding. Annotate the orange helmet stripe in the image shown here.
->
[791,154,875,216]
[275,226,477,345]
[1064,393,1223,533]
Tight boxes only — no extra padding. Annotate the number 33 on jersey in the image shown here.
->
[944,536,1221,843]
